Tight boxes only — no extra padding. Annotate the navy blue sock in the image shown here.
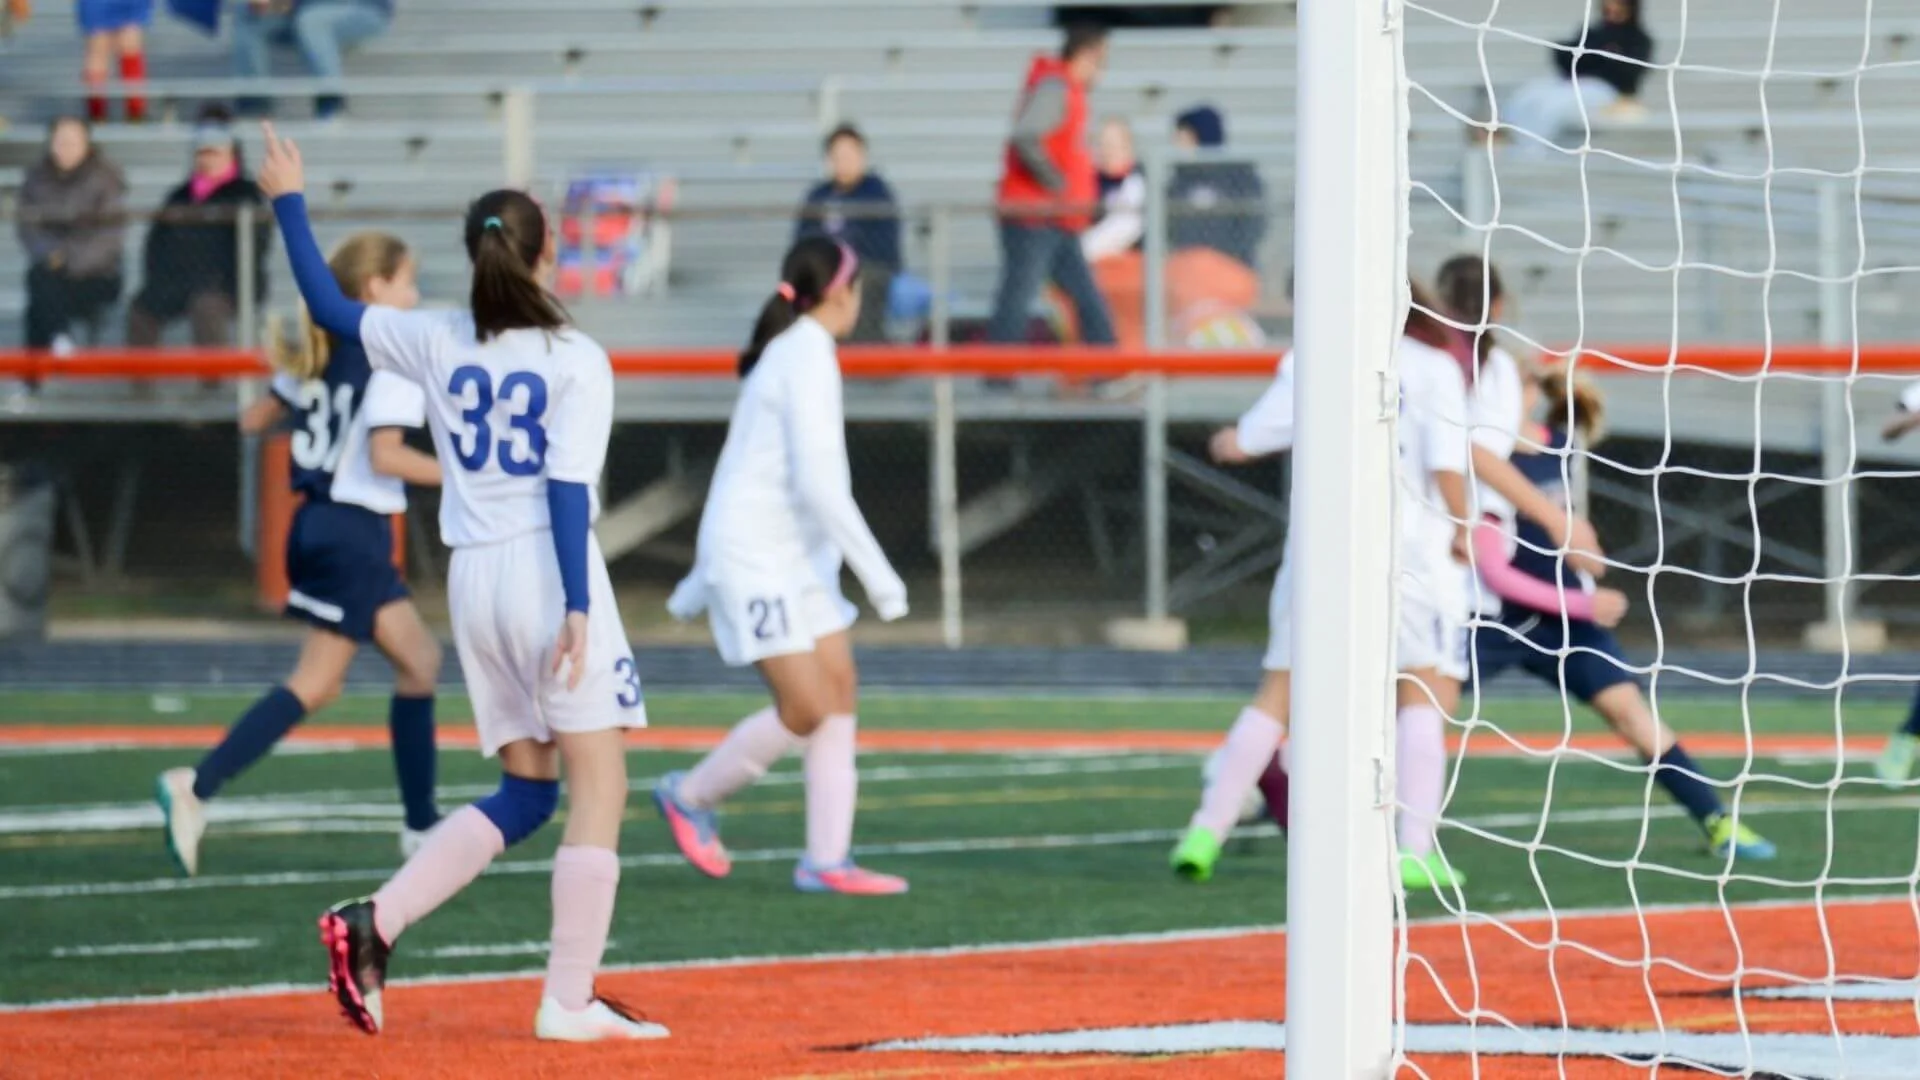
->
[388,694,440,832]
[1649,742,1723,825]
[193,686,307,800]
[1901,687,1920,737]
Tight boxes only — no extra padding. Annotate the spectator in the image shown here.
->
[126,109,270,346]
[18,116,126,352]
[989,22,1115,346]
[794,124,901,343]
[1501,0,1654,154]
[1081,116,1147,349]
[1166,105,1267,345]
[232,0,394,120]
[76,0,151,122]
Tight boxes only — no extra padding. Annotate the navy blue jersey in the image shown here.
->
[270,337,425,514]
[1508,427,1582,593]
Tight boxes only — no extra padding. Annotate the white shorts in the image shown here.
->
[707,573,857,667]
[1262,557,1468,682]
[448,531,646,757]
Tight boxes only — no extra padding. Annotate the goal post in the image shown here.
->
[1285,0,1410,1075]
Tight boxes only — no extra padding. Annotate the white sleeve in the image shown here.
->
[784,350,907,615]
[1900,381,1920,414]
[1236,354,1295,456]
[1469,349,1523,459]
[357,307,446,384]
[361,369,427,430]
[1421,360,1472,480]
[268,372,302,407]
[1079,173,1147,263]
[544,342,616,486]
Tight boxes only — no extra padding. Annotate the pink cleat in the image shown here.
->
[793,858,909,895]
[652,771,731,878]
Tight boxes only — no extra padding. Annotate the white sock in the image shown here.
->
[1192,706,1285,840]
[678,706,804,809]
[1396,704,1447,859]
[804,713,858,867]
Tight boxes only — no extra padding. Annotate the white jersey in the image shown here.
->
[1236,350,1296,457]
[359,307,613,549]
[1397,335,1472,615]
[1463,344,1526,615]
[671,317,905,620]
[270,368,426,516]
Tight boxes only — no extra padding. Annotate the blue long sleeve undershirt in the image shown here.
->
[546,481,592,614]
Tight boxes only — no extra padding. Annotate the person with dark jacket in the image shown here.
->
[987,22,1116,345]
[1503,0,1654,154]
[18,116,126,350]
[1168,105,1266,270]
[127,110,271,346]
[795,124,900,342]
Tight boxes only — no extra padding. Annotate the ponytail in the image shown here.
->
[1539,365,1607,445]
[1403,278,1454,350]
[1436,254,1506,368]
[269,307,331,381]
[464,190,568,343]
[739,236,857,376]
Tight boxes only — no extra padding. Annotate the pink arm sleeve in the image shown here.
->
[1471,521,1596,621]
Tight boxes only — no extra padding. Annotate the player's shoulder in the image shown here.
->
[759,319,837,376]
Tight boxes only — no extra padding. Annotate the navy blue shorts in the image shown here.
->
[1470,612,1636,704]
[283,501,408,644]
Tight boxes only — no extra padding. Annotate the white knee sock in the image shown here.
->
[804,713,859,867]
[1396,704,1447,859]
[677,706,804,809]
[1192,706,1285,840]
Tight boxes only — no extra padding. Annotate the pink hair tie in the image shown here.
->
[829,241,860,295]
[776,282,797,302]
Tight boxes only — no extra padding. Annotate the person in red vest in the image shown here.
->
[987,22,1116,345]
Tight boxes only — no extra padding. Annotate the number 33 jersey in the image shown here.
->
[270,337,427,514]
[358,307,614,550]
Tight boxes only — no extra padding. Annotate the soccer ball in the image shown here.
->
[1202,746,1268,826]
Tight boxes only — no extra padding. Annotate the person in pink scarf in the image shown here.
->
[127,106,271,346]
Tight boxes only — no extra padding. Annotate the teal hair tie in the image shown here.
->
[482,216,504,231]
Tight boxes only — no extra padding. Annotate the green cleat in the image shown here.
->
[1704,813,1777,861]
[1399,850,1466,892]
[1170,825,1222,882]
[1876,732,1920,786]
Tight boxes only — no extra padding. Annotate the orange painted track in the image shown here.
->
[0,723,1888,758]
[2,343,1916,382]
[4,900,1913,1078]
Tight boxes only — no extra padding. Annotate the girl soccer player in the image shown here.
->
[1874,386,1920,784]
[653,236,911,896]
[258,125,666,1041]
[1467,367,1777,861]
[1170,284,1475,889]
[155,231,442,878]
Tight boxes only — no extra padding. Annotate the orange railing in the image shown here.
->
[3,343,1920,381]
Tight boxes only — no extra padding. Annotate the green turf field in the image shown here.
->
[1,688,1914,1009]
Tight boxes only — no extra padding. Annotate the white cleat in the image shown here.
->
[155,768,206,877]
[535,996,670,1042]
[399,826,432,859]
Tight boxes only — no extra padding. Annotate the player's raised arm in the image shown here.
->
[259,124,367,340]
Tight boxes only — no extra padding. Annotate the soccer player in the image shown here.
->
[1467,366,1777,861]
[155,231,442,878]
[1170,284,1476,889]
[259,125,666,1041]
[654,236,911,896]
[1876,385,1920,783]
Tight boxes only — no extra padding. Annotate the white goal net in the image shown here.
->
[1292,0,1920,1076]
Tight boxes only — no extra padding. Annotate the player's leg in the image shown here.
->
[1875,683,1920,784]
[371,598,444,847]
[533,727,670,1041]
[322,738,559,1035]
[113,23,146,122]
[1394,666,1461,890]
[82,31,111,122]
[155,626,355,876]
[792,629,906,894]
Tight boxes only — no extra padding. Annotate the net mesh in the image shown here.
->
[1395,0,1920,1074]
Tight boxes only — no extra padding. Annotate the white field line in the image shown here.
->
[8,893,1913,1015]
[0,754,1197,836]
[422,941,618,959]
[48,938,259,959]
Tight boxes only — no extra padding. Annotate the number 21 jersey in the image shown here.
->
[358,307,614,549]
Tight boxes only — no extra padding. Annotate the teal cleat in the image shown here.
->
[1170,825,1222,882]
[1876,732,1920,786]
[1705,813,1777,861]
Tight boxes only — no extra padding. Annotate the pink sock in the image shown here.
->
[372,805,504,945]
[545,845,619,1010]
[1192,706,1285,840]
[1396,704,1447,859]
[805,714,858,866]
[678,706,805,809]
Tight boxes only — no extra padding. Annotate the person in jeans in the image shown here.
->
[794,124,901,343]
[126,109,270,346]
[988,22,1115,345]
[18,116,126,350]
[1501,0,1653,155]
[232,0,394,119]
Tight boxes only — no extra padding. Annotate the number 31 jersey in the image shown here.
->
[359,306,614,550]
[269,337,427,514]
